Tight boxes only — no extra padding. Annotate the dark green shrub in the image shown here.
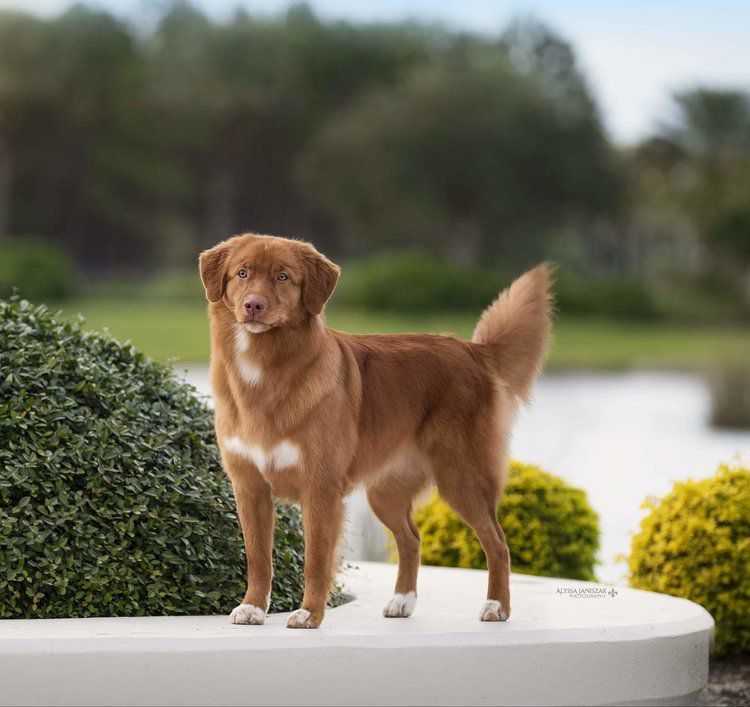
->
[650,275,747,323]
[0,298,309,618]
[556,271,657,319]
[415,461,600,580]
[628,463,750,656]
[335,252,656,320]
[335,250,503,312]
[710,206,750,265]
[0,237,76,301]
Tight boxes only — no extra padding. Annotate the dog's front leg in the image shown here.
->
[228,471,275,625]
[286,488,345,629]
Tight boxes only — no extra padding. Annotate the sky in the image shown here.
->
[2,0,749,145]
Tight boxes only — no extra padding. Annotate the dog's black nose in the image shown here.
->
[244,297,267,314]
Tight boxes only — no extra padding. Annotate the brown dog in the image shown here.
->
[199,233,552,628]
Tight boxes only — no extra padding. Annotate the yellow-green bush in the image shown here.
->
[627,462,750,656]
[414,461,600,581]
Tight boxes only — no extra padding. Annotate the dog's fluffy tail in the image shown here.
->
[472,264,554,403]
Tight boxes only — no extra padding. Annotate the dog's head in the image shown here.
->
[199,233,340,333]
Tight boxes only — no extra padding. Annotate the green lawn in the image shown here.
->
[57,298,750,371]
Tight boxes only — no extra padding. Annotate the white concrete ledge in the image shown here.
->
[0,562,713,706]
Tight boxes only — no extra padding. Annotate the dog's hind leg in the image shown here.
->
[430,443,512,622]
[366,461,429,618]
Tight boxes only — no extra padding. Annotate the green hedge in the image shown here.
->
[555,272,657,319]
[628,462,750,656]
[334,250,656,319]
[335,250,503,312]
[414,461,600,580]
[0,298,309,618]
[0,237,76,302]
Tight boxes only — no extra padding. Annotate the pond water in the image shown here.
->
[180,367,750,585]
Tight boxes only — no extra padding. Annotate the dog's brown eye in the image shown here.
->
[277,272,289,282]
[238,269,247,279]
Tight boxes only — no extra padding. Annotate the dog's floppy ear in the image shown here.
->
[199,241,230,302]
[302,247,340,315]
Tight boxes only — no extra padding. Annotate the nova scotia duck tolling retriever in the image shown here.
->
[199,232,553,628]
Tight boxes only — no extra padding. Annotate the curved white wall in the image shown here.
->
[0,562,713,706]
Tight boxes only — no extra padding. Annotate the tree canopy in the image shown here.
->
[0,2,748,300]
[0,4,619,273]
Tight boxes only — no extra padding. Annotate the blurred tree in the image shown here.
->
[0,3,438,270]
[630,89,750,301]
[0,113,9,239]
[147,2,435,258]
[665,90,750,162]
[0,5,646,280]
[0,5,173,270]
[298,21,619,267]
[711,205,750,267]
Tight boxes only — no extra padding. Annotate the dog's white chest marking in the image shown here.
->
[224,436,301,474]
[235,357,262,385]
[234,326,262,385]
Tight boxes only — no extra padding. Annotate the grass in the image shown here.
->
[55,297,750,371]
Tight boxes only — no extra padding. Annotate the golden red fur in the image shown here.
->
[199,233,553,628]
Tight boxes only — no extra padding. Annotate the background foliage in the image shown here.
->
[0,298,310,617]
[335,250,503,312]
[414,461,600,581]
[628,462,750,656]
[1,3,748,318]
[0,237,76,302]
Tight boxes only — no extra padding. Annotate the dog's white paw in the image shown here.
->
[229,603,266,625]
[383,592,416,618]
[286,608,318,629]
[479,599,508,622]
